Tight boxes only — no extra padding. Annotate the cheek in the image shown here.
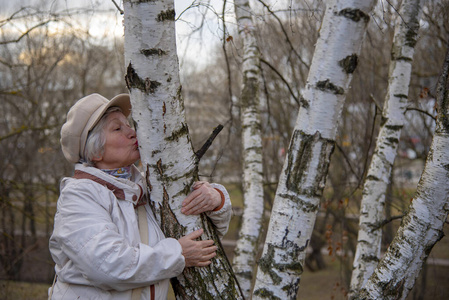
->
[135,148,141,158]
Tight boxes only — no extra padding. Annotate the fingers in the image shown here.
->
[181,182,221,215]
[186,228,203,238]
[195,251,217,267]
[199,239,215,249]
[182,190,206,215]
[202,250,217,260]
[182,189,201,209]
[181,228,215,247]
[189,244,217,267]
[196,261,212,267]
[192,181,207,189]
[183,202,207,215]
[178,229,218,268]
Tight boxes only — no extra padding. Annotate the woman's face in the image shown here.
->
[93,111,140,169]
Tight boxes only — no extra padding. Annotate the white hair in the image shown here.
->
[83,106,123,166]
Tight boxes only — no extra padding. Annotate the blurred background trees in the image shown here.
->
[0,0,448,299]
[0,6,127,282]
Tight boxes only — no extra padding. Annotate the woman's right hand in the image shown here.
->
[178,228,217,267]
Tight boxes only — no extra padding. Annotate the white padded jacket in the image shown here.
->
[49,163,232,299]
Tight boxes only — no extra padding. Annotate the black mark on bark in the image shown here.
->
[316,79,344,95]
[125,62,160,93]
[141,48,167,56]
[157,9,175,22]
[339,54,358,74]
[337,8,370,23]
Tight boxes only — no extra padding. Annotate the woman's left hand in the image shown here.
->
[181,181,222,215]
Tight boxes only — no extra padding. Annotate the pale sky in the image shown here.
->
[0,0,306,68]
[0,0,240,67]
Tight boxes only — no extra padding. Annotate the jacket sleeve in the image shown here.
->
[53,180,185,291]
[206,183,233,238]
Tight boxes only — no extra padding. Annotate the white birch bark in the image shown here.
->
[232,0,264,297]
[349,0,423,296]
[358,48,449,300]
[252,1,377,299]
[123,1,243,298]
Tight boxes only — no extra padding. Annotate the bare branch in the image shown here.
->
[373,214,405,230]
[0,7,35,27]
[256,0,309,69]
[0,7,107,45]
[110,0,124,15]
[369,93,383,111]
[0,124,60,142]
[195,125,224,160]
[405,106,437,121]
[0,20,53,45]
[220,0,236,132]
[176,1,200,21]
[335,142,360,182]
[260,57,300,106]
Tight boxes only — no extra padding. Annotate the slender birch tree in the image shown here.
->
[252,1,377,298]
[349,0,423,296]
[123,1,243,298]
[357,47,449,300]
[232,0,265,297]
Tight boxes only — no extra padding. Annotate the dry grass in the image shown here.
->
[1,280,49,300]
[2,183,448,299]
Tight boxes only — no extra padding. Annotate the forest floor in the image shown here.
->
[2,229,448,300]
[1,183,448,299]
[2,255,448,300]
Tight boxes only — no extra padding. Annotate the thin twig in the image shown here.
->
[221,0,234,114]
[0,20,52,45]
[335,143,360,182]
[405,107,437,121]
[110,0,124,15]
[360,103,379,186]
[195,125,224,160]
[370,93,383,111]
[257,0,309,69]
[0,124,61,142]
[260,58,300,106]
[384,0,407,28]
[259,60,274,131]
[373,214,404,230]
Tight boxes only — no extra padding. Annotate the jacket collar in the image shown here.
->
[73,169,126,199]
[72,163,146,207]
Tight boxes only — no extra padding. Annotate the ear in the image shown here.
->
[91,155,103,163]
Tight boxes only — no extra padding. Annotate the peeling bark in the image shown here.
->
[232,0,265,297]
[349,0,423,297]
[252,1,376,299]
[123,0,243,298]
[359,48,449,300]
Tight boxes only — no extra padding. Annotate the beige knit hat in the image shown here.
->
[60,93,132,164]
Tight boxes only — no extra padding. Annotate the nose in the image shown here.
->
[127,127,136,139]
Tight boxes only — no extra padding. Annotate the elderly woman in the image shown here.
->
[49,93,232,299]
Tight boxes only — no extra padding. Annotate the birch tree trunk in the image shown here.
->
[232,0,264,297]
[123,1,243,298]
[357,47,449,300]
[252,1,377,299]
[349,0,423,296]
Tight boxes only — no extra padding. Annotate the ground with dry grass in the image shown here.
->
[1,183,448,300]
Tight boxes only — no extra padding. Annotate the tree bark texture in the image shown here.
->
[252,1,377,299]
[232,0,265,297]
[123,1,243,298]
[358,47,449,300]
[349,0,423,296]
